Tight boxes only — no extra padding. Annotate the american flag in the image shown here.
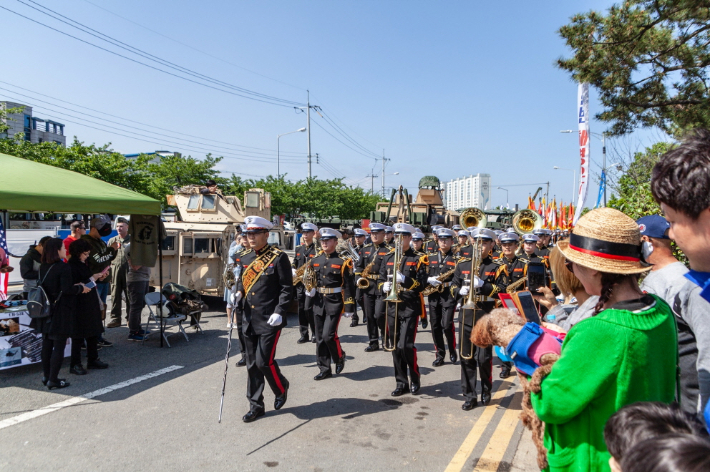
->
[0,217,8,300]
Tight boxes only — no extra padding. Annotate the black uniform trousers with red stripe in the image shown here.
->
[312,292,346,373]
[428,293,456,360]
[386,307,420,388]
[243,325,289,412]
[295,284,315,338]
[361,286,386,347]
[459,313,493,402]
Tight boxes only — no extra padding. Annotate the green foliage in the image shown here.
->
[0,105,25,135]
[224,175,380,220]
[558,1,710,136]
[0,137,379,220]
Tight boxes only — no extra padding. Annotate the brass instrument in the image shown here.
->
[422,265,458,296]
[384,234,403,352]
[506,276,528,293]
[223,263,237,291]
[356,257,377,289]
[339,240,361,264]
[293,250,321,290]
[512,209,543,235]
[459,207,487,229]
[460,238,481,360]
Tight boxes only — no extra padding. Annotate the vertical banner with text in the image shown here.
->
[574,83,590,225]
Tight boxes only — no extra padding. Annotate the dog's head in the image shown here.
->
[471,308,524,347]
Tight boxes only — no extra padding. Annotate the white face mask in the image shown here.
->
[642,241,654,261]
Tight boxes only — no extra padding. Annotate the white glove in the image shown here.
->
[292,268,297,278]
[383,282,392,293]
[473,276,484,289]
[267,313,282,326]
[459,286,470,296]
[231,291,243,304]
[357,277,367,286]
[427,277,442,286]
[305,288,316,297]
[343,312,354,318]
[396,271,405,283]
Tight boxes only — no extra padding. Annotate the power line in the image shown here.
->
[0,80,302,156]
[78,0,306,92]
[310,119,380,160]
[1,3,304,108]
[319,111,380,158]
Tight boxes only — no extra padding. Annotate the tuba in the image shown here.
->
[459,208,487,229]
[512,209,543,235]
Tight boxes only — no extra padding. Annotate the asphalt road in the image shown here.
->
[0,298,537,472]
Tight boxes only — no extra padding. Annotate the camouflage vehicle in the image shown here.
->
[369,176,460,232]
[152,186,288,297]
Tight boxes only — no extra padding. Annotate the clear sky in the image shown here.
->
[1,0,662,210]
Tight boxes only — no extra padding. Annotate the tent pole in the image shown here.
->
[158,216,164,348]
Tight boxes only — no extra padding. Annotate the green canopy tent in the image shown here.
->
[0,152,160,215]
[0,152,168,346]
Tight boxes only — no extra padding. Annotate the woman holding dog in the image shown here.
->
[531,208,677,471]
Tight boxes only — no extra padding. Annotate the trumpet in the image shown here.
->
[384,234,403,352]
[460,238,481,360]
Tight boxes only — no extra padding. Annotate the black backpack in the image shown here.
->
[27,265,58,319]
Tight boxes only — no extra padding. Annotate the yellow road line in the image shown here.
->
[444,379,517,472]
[473,391,524,471]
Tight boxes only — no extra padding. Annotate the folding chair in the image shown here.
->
[142,292,189,347]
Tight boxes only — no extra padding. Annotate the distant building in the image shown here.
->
[445,173,491,210]
[123,150,181,164]
[0,101,66,146]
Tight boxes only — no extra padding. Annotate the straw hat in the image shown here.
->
[557,208,649,275]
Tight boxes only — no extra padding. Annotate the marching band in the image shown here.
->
[228,212,563,422]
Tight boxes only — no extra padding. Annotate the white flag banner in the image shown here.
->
[574,83,590,225]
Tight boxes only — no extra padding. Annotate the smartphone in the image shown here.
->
[527,262,547,294]
[513,291,542,325]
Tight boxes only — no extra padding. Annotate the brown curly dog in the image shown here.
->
[471,308,560,470]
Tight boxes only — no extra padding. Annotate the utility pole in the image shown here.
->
[366,172,378,194]
[381,150,388,198]
[307,91,312,179]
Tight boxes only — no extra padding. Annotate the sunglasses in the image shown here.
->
[565,260,574,273]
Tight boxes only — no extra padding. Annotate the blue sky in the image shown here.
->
[1,0,663,209]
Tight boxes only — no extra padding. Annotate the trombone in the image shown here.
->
[383,233,403,352]
[460,238,481,360]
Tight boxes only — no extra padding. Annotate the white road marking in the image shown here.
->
[0,365,183,430]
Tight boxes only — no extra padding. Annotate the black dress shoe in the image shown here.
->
[314,371,332,381]
[47,379,70,390]
[349,319,358,327]
[462,399,478,411]
[499,367,511,379]
[410,383,420,395]
[364,344,379,352]
[311,337,317,343]
[481,392,491,405]
[87,359,109,369]
[391,386,408,397]
[236,357,246,367]
[450,352,458,364]
[70,364,87,375]
[297,335,309,344]
[432,357,444,367]
[274,390,288,410]
[421,318,428,329]
[335,357,345,374]
[41,376,48,386]
[242,409,265,423]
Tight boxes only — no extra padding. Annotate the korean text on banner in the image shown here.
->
[574,83,590,225]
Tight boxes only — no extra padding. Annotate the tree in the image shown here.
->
[558,1,710,136]
[0,104,25,136]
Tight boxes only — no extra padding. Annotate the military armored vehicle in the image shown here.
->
[152,186,288,297]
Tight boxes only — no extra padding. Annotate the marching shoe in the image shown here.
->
[364,344,379,352]
[41,376,48,386]
[462,399,477,411]
[297,335,309,344]
[410,383,420,395]
[432,357,444,367]
[87,359,109,369]
[499,367,511,379]
[450,352,458,364]
[236,357,246,367]
[70,364,87,375]
[47,379,70,390]
[335,353,346,374]
[391,386,408,397]
[242,409,265,423]
[314,371,332,381]
[481,392,491,405]
[311,337,317,343]
[274,390,288,410]
[349,319,358,327]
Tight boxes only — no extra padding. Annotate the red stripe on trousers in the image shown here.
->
[334,311,344,359]
[412,322,419,377]
[451,322,456,349]
[269,330,285,394]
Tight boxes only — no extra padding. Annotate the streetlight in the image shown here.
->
[497,186,509,209]
[560,129,610,205]
[382,172,400,198]
[553,166,576,203]
[277,127,306,178]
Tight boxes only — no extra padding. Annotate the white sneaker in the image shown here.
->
[226,322,233,328]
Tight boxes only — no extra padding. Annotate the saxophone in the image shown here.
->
[356,257,377,289]
[506,276,528,293]
[422,265,458,296]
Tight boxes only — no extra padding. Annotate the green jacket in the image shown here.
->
[531,295,677,472]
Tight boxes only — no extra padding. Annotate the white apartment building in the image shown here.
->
[445,173,491,210]
[0,101,66,145]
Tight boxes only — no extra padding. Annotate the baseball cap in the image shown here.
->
[636,215,670,239]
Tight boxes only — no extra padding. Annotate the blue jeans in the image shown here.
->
[97,281,110,305]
